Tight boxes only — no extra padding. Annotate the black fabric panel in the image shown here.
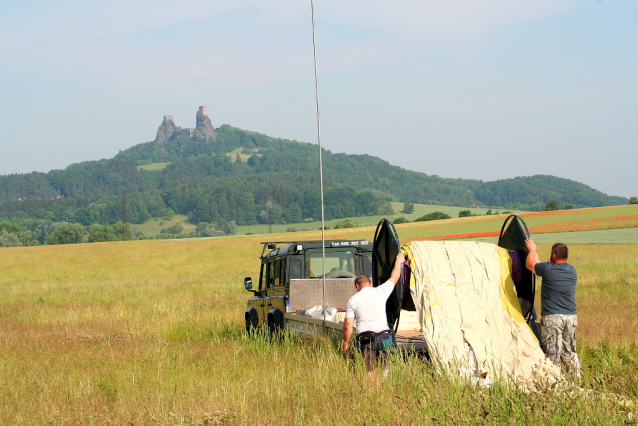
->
[499,219,527,252]
[498,215,535,319]
[372,219,402,329]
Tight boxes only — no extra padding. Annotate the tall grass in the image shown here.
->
[1,237,637,424]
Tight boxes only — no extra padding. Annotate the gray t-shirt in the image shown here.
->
[535,261,577,316]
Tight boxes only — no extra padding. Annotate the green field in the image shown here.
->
[139,203,637,244]
[135,214,196,236]
[1,207,638,424]
[319,205,638,243]
[473,227,638,245]
[224,147,263,163]
[235,202,527,236]
[138,202,528,238]
[137,162,172,171]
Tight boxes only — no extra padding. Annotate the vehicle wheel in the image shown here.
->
[245,310,258,336]
[245,316,254,335]
[268,318,281,341]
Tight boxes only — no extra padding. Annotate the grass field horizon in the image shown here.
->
[2,206,638,424]
[135,201,527,237]
[136,203,638,245]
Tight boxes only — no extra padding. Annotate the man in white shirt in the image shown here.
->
[343,252,405,378]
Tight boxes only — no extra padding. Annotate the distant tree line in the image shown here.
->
[0,125,629,241]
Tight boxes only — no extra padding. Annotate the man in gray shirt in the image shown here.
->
[525,238,581,376]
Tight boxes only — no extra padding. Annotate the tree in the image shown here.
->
[88,224,117,242]
[163,208,175,220]
[414,211,451,222]
[334,218,362,229]
[160,223,184,235]
[393,216,409,224]
[223,220,237,235]
[0,221,26,235]
[112,222,134,240]
[45,224,87,245]
[458,210,472,218]
[284,203,303,224]
[401,202,414,214]
[378,202,395,215]
[544,200,559,211]
[194,222,217,237]
[630,197,638,205]
[0,230,22,247]
[564,204,574,210]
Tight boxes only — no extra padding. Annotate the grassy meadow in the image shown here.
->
[2,209,638,424]
[137,162,171,171]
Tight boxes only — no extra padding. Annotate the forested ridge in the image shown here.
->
[0,124,628,240]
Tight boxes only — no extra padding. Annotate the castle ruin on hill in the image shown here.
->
[155,106,217,143]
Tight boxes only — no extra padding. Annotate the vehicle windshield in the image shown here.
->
[308,251,356,277]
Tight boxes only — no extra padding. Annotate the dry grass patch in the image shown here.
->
[1,236,637,424]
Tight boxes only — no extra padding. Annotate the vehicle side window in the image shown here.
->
[289,259,301,280]
[274,260,281,287]
[259,263,266,290]
[362,254,372,279]
[279,259,286,288]
[266,262,274,289]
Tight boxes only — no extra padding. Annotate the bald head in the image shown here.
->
[354,275,372,290]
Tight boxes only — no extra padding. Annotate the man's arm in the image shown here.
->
[388,252,406,286]
[525,238,540,274]
[343,317,354,353]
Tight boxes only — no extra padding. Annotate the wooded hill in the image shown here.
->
[0,124,628,231]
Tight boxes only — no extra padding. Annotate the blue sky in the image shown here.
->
[1,0,636,198]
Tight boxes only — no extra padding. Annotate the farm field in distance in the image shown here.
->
[134,202,527,237]
[1,206,637,424]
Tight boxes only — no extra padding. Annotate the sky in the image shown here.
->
[0,0,636,198]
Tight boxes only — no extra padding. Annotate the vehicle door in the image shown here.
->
[247,262,267,325]
[266,257,286,314]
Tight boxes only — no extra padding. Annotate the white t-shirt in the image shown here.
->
[345,280,394,335]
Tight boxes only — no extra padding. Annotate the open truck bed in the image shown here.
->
[284,278,427,353]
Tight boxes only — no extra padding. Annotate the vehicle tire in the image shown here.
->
[326,270,357,279]
[245,316,254,336]
[245,308,258,336]
[268,318,282,341]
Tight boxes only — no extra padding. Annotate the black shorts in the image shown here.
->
[358,331,392,372]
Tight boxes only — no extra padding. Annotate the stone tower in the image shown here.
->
[155,115,180,143]
[154,107,217,143]
[193,106,217,143]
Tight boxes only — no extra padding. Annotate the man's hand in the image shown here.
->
[388,251,405,286]
[343,317,354,355]
[525,238,537,252]
[525,238,540,273]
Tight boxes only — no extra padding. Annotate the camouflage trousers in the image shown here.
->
[541,314,582,376]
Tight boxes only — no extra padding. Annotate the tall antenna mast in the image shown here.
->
[310,0,328,328]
